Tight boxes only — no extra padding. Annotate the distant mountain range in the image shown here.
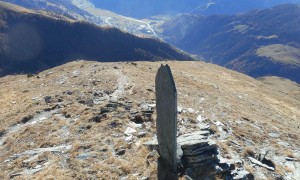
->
[160,4,300,82]
[5,0,300,36]
[2,0,160,36]
[90,0,300,18]
[0,2,191,76]
[2,0,300,82]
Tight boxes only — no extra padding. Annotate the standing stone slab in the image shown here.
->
[155,64,178,180]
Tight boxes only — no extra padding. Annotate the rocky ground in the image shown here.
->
[0,60,299,179]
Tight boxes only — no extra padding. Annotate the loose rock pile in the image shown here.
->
[177,131,218,168]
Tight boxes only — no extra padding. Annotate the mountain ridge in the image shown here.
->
[0,2,191,76]
[160,4,300,82]
[90,0,300,18]
[0,60,299,179]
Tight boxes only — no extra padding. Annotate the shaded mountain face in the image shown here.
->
[90,0,300,18]
[161,4,300,82]
[0,2,191,76]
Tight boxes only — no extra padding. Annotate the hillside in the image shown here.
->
[3,0,90,19]
[259,76,300,101]
[0,2,191,76]
[7,0,300,38]
[161,4,300,82]
[3,0,159,36]
[0,60,299,179]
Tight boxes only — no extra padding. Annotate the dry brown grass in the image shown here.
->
[244,164,255,178]
[284,150,296,158]
[256,44,300,65]
[242,147,255,158]
[275,165,293,177]
[0,60,299,179]
[210,124,218,134]
[218,141,231,157]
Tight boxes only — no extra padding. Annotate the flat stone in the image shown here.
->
[197,124,210,131]
[269,132,280,138]
[180,139,210,147]
[182,144,218,156]
[178,106,183,113]
[125,135,133,142]
[248,157,275,171]
[11,145,72,158]
[178,131,210,139]
[137,131,147,138]
[177,131,210,145]
[285,157,298,161]
[183,156,218,168]
[124,127,137,135]
[129,122,143,129]
[196,115,203,122]
[183,152,218,164]
[76,153,97,160]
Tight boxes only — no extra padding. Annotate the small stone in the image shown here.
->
[131,115,144,124]
[125,135,133,142]
[187,108,195,113]
[99,148,108,152]
[268,132,280,138]
[45,72,53,77]
[89,114,107,123]
[76,153,97,160]
[116,149,126,156]
[129,122,143,129]
[124,127,137,135]
[248,157,275,171]
[35,165,42,169]
[137,131,147,138]
[199,97,205,103]
[110,121,119,128]
[285,157,297,161]
[197,115,203,122]
[44,96,52,104]
[178,106,183,113]
[215,121,223,126]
